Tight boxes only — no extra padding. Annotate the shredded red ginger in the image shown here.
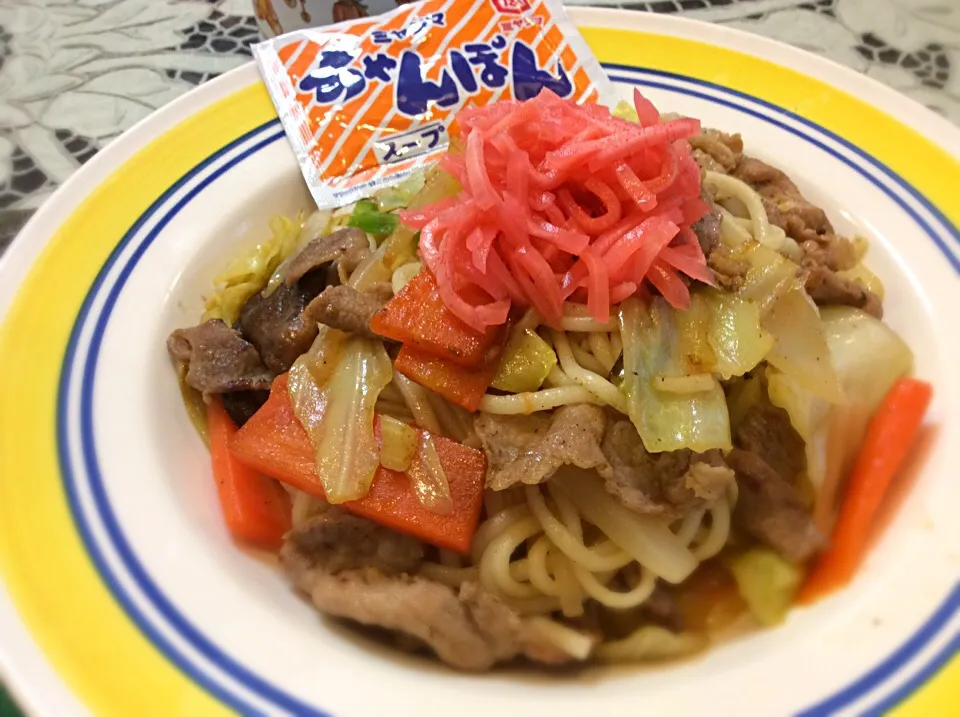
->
[400,89,713,331]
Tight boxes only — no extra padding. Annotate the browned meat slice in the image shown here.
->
[238,281,322,374]
[167,319,272,393]
[706,244,750,292]
[338,243,372,282]
[221,390,270,427]
[476,404,608,491]
[284,227,369,285]
[305,285,387,339]
[690,129,743,173]
[804,265,883,318]
[282,515,578,670]
[733,157,838,249]
[727,448,824,563]
[727,155,883,315]
[735,403,806,484]
[365,282,394,304]
[240,230,386,370]
[458,582,576,667]
[640,585,684,633]
[285,510,424,574]
[801,235,857,273]
[691,189,721,255]
[600,421,735,517]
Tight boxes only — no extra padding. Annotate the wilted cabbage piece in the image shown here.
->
[491,328,558,393]
[379,415,417,472]
[288,328,393,504]
[595,625,707,662]
[407,432,454,516]
[767,306,913,531]
[728,548,803,626]
[763,287,843,403]
[619,296,732,454]
[203,212,317,326]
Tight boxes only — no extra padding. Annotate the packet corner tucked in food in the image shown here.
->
[253,0,616,210]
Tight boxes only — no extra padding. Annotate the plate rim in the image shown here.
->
[1,9,959,716]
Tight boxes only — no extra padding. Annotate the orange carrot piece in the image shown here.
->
[228,374,487,553]
[225,376,319,494]
[797,377,933,604]
[393,344,499,412]
[370,270,500,367]
[207,398,291,551]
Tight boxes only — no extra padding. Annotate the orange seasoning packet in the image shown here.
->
[253,0,614,209]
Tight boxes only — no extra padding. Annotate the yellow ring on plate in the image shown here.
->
[0,28,956,716]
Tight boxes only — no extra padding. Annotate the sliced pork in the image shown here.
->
[691,197,721,255]
[706,245,750,292]
[221,390,270,427]
[238,281,323,374]
[284,510,424,574]
[734,402,806,484]
[282,512,578,670]
[727,448,824,563]
[600,421,735,517]
[476,404,608,491]
[167,319,273,394]
[306,285,388,339]
[283,227,369,285]
[732,157,835,246]
[690,129,743,173]
[804,265,883,318]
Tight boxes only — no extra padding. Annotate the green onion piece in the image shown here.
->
[348,199,399,236]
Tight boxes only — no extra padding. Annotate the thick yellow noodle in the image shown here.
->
[422,479,733,618]
[704,169,802,260]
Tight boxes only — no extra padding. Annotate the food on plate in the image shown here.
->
[167,88,931,671]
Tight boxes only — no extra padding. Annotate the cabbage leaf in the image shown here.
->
[620,297,732,454]
[374,169,426,212]
[491,329,558,393]
[767,306,913,531]
[763,287,844,403]
[288,328,392,504]
[612,100,639,123]
[595,626,707,662]
[732,241,843,402]
[202,213,311,326]
[704,290,775,380]
[728,548,803,626]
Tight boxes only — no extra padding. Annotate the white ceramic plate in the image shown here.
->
[0,8,958,717]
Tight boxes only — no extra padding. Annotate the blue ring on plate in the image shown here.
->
[56,70,959,717]
[57,120,326,717]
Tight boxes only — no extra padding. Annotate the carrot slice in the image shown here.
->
[393,344,498,412]
[228,374,487,553]
[797,377,933,604]
[370,270,500,367]
[206,398,291,551]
